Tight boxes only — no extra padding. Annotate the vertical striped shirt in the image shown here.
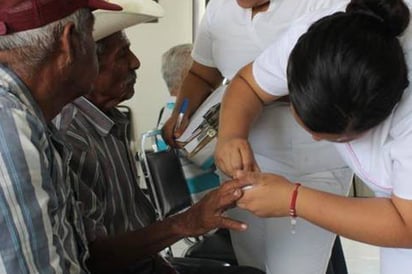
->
[55,96,156,240]
[0,65,89,273]
[55,96,165,272]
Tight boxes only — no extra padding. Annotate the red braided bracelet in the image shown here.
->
[289,183,301,234]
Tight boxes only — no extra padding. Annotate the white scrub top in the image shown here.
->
[253,3,347,95]
[194,0,351,177]
[193,0,350,79]
[253,3,412,273]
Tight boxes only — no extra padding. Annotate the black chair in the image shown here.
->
[139,129,236,263]
[184,228,238,266]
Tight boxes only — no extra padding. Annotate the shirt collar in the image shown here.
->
[72,96,115,136]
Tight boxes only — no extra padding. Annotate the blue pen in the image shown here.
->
[175,98,189,130]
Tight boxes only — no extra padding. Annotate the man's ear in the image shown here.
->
[57,22,76,71]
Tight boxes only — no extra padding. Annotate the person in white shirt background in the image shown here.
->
[216,0,412,273]
[158,43,193,128]
[158,43,222,202]
[162,0,353,273]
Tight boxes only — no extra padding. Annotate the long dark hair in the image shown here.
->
[287,0,410,134]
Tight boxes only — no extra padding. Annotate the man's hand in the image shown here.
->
[173,179,249,237]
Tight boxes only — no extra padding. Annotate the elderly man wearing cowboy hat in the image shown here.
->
[55,0,265,273]
[0,0,124,273]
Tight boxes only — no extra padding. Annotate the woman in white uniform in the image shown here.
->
[162,0,353,273]
[217,0,412,273]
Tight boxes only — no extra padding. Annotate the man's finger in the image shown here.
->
[215,188,242,209]
[218,216,247,231]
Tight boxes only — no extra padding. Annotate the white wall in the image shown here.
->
[122,0,205,150]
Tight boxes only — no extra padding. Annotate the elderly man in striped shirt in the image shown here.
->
[55,1,265,274]
[0,0,123,273]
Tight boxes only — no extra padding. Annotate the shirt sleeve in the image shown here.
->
[252,25,309,97]
[252,3,347,96]
[191,0,218,67]
[390,119,412,199]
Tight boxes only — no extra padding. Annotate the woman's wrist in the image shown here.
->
[289,182,302,234]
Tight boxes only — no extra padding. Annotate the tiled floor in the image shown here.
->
[171,237,381,274]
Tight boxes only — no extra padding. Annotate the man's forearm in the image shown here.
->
[86,214,186,273]
[86,179,245,273]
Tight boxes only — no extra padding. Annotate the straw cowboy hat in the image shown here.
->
[93,0,164,41]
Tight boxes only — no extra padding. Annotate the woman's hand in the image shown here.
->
[235,170,295,218]
[161,113,189,148]
[215,137,260,177]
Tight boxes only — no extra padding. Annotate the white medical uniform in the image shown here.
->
[193,1,353,273]
[253,3,412,273]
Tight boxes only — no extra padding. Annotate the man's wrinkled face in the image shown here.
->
[74,12,99,97]
[92,31,140,111]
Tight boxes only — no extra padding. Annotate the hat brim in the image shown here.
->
[88,0,122,11]
[93,0,164,41]
[0,0,123,35]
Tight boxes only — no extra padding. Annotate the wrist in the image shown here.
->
[289,182,302,234]
[167,214,188,238]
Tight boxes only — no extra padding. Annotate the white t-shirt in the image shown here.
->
[334,88,412,200]
[193,0,349,79]
[253,3,347,95]
[253,3,412,273]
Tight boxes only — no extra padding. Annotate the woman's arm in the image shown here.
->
[215,63,281,177]
[162,61,223,147]
[236,171,412,248]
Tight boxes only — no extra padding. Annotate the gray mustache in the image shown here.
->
[120,73,137,90]
[125,73,137,85]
